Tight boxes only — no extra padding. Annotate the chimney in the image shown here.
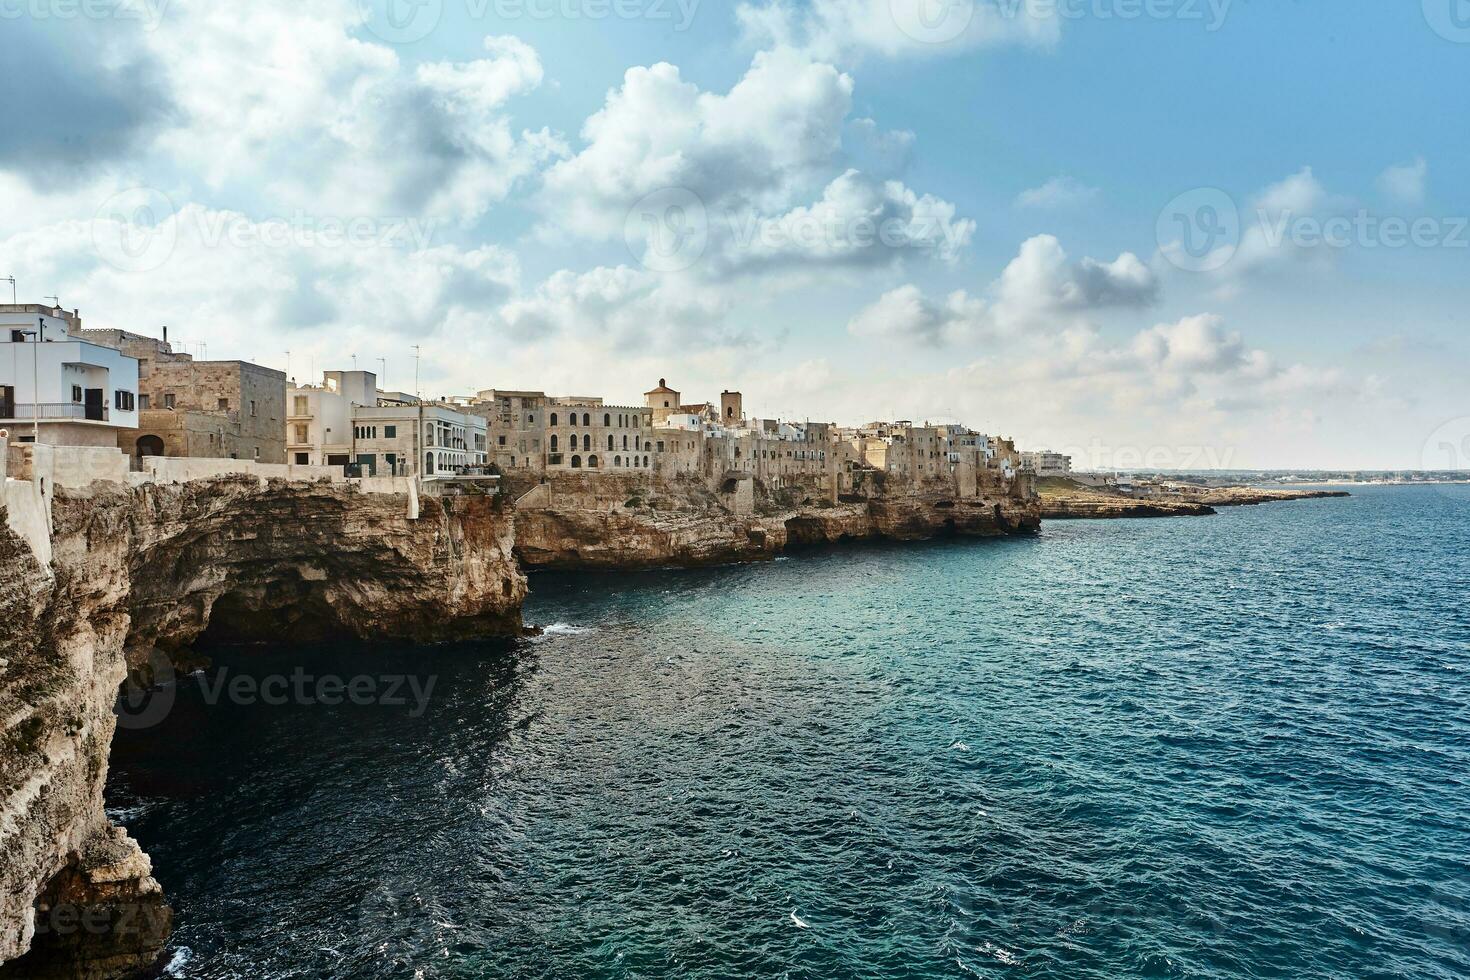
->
[163,325,168,344]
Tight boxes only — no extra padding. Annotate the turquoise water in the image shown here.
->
[107,486,1470,978]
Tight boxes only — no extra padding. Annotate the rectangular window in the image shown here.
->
[72,385,83,402]
[218,398,229,410]
[164,393,176,410]
[250,400,257,417]
[139,394,150,409]
[384,425,397,438]
[293,396,309,415]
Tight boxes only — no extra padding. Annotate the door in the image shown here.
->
[84,388,105,421]
[0,386,13,420]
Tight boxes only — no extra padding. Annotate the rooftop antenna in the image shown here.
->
[2,276,14,304]
[284,350,291,381]
[412,345,422,399]
[378,358,386,389]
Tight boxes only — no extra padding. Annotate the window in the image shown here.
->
[295,453,309,465]
[551,412,558,426]
[139,394,150,409]
[293,395,309,415]
[550,435,559,451]
[498,435,507,446]
[218,398,230,410]
[114,390,135,411]
[604,413,611,427]
[250,400,257,417]
[164,393,176,409]
[384,425,396,438]
[583,434,591,451]
[293,424,309,443]
[72,385,83,402]
[582,413,590,426]
[607,434,614,450]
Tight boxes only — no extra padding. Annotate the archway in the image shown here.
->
[135,435,165,459]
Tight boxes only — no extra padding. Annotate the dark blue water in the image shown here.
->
[106,486,1470,979]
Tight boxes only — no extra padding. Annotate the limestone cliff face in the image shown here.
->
[0,477,525,978]
[513,474,1040,569]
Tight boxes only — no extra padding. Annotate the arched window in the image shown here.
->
[622,434,628,450]
[589,455,599,468]
[643,455,649,468]
[550,412,558,427]
[582,412,590,426]
[550,434,558,451]
[571,455,582,468]
[583,434,591,451]
[424,452,435,475]
[607,434,614,450]
[603,413,610,427]
[614,455,622,467]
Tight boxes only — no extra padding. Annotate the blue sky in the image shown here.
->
[1,0,1466,468]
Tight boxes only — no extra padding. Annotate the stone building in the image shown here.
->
[45,321,288,464]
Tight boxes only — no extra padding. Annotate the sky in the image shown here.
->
[1,0,1467,470]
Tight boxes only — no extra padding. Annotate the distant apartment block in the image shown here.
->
[1022,450,1073,477]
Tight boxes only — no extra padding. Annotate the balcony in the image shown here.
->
[1,402,109,423]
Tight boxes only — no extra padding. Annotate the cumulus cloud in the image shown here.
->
[848,234,1158,343]
[541,49,854,237]
[542,48,971,282]
[1015,176,1099,210]
[1377,157,1428,206]
[736,0,1060,62]
[848,285,990,345]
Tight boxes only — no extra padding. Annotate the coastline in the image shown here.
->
[1038,478,1350,520]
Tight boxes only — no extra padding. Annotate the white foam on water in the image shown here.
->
[790,910,809,929]
[950,741,970,752]
[163,947,192,976]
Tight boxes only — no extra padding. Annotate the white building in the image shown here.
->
[0,305,140,447]
[287,370,486,476]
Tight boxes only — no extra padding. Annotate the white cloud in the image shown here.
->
[1015,176,1099,210]
[736,0,1061,62]
[847,234,1157,343]
[848,284,990,345]
[1377,157,1428,206]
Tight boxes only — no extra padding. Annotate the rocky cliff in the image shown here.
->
[0,477,525,978]
[513,473,1040,569]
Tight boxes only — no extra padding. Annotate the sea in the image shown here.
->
[105,485,1470,979]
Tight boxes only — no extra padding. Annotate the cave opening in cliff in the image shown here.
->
[196,587,348,649]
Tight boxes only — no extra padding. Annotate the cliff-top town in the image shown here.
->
[0,303,1063,502]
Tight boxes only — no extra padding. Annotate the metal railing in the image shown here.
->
[0,402,109,422]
